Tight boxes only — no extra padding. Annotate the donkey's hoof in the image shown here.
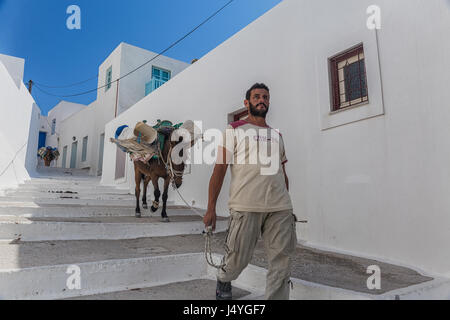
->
[142,204,148,209]
[151,206,158,212]
[161,217,170,223]
[135,212,142,218]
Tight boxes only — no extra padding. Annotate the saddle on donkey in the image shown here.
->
[38,146,60,166]
[109,119,197,163]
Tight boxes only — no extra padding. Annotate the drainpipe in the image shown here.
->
[114,79,120,118]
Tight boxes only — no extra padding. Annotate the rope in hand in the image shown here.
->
[173,185,226,270]
[161,144,225,269]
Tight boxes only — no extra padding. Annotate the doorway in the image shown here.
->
[98,133,105,176]
[70,141,78,169]
[62,146,67,168]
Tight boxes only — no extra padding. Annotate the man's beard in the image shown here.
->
[249,102,269,118]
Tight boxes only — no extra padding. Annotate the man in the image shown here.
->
[203,83,297,300]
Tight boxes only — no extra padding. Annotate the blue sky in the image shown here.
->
[0,0,282,115]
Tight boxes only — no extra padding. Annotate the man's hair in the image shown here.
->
[245,83,269,100]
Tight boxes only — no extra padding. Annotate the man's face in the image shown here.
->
[246,88,270,118]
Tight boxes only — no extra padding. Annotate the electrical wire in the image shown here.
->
[33,74,99,89]
[33,0,234,98]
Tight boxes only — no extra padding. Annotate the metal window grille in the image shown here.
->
[329,44,369,112]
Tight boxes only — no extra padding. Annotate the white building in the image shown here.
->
[52,42,190,175]
[99,0,450,278]
[0,54,41,190]
[37,101,87,166]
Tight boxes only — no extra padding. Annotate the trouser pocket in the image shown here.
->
[224,210,245,253]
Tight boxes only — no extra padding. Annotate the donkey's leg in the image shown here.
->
[161,177,171,222]
[142,175,151,209]
[151,177,161,212]
[134,168,142,218]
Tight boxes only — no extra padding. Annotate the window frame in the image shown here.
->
[105,66,112,92]
[329,43,369,112]
[145,66,172,96]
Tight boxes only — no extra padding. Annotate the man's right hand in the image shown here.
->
[203,208,217,231]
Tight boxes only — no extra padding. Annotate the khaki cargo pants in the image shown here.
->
[217,208,297,300]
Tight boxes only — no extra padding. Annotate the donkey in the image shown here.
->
[43,150,57,167]
[133,129,188,222]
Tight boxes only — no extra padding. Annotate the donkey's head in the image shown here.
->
[168,122,201,188]
[167,131,188,189]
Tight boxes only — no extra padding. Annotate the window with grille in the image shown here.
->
[105,66,112,91]
[329,44,368,112]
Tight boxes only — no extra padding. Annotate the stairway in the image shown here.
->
[0,169,232,300]
[0,169,447,300]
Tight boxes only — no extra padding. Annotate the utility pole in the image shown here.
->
[27,80,33,93]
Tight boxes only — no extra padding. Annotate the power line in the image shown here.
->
[33,74,99,89]
[34,0,234,98]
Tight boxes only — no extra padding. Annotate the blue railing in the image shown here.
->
[145,78,166,96]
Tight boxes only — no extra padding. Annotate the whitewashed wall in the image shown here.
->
[0,53,24,89]
[0,56,39,191]
[118,42,190,116]
[45,101,87,149]
[56,103,95,170]
[101,0,450,276]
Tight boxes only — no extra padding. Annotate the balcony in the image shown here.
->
[145,78,166,96]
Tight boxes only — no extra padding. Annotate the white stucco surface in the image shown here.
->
[44,101,87,149]
[100,0,450,276]
[0,57,39,191]
[0,53,25,89]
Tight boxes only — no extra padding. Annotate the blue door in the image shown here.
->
[38,132,47,150]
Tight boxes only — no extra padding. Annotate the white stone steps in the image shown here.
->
[0,193,136,201]
[4,187,131,195]
[66,279,253,300]
[7,185,129,194]
[0,254,207,300]
[17,183,120,190]
[0,215,226,241]
[0,206,204,218]
[0,198,143,207]
[3,249,444,300]
[23,179,100,185]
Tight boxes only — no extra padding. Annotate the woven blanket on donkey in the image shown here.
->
[109,137,158,163]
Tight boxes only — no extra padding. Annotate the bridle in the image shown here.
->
[158,137,185,187]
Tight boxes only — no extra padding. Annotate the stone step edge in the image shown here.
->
[0,220,228,242]
[2,251,446,300]
[0,200,176,208]
[206,254,450,300]
[0,254,207,299]
[0,209,205,218]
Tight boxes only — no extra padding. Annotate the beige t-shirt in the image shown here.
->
[219,120,293,212]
